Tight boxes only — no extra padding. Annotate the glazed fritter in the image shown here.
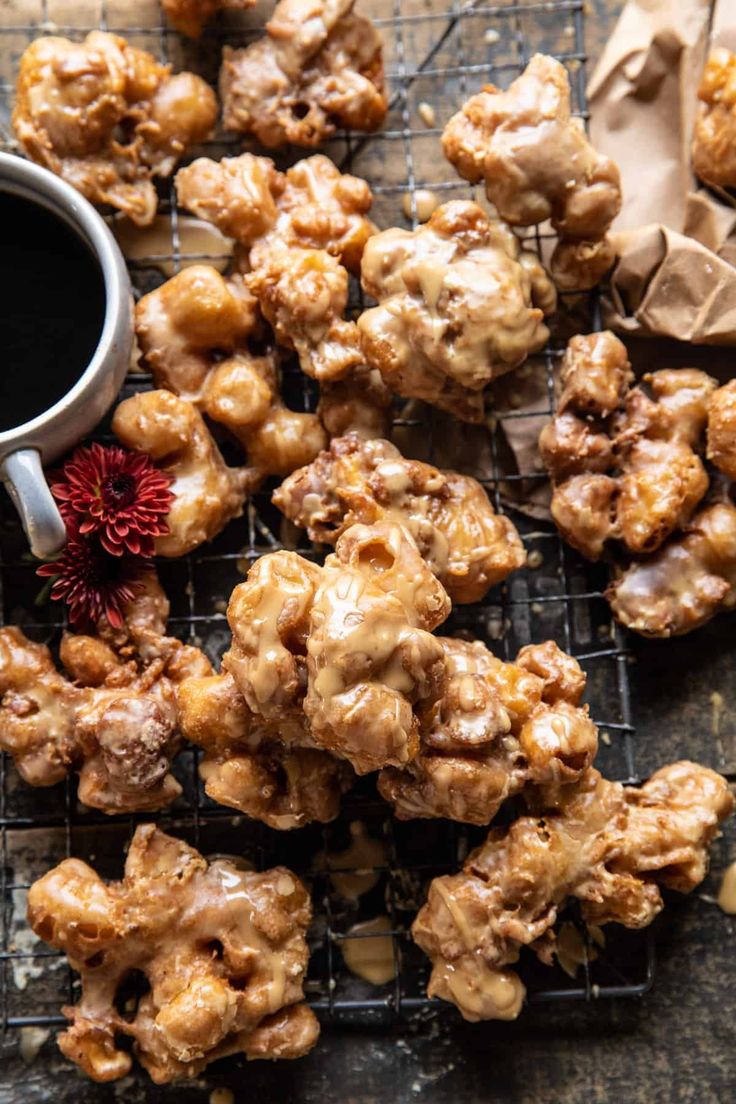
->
[442,55,621,290]
[273,434,526,603]
[14,32,216,225]
[112,390,253,557]
[219,0,386,148]
[358,201,555,422]
[539,332,713,560]
[378,639,597,825]
[413,761,732,1020]
[692,48,736,189]
[28,826,318,1081]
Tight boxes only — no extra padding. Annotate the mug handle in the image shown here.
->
[1,448,67,559]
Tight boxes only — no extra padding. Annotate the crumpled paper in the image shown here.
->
[589,0,736,344]
[684,189,736,262]
[608,223,736,344]
[588,0,710,234]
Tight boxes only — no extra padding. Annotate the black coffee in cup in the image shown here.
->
[3,192,106,431]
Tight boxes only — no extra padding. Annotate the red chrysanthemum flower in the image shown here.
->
[50,442,173,556]
[37,531,147,629]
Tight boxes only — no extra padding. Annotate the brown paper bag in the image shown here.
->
[587,0,710,233]
[588,0,736,345]
[683,189,736,257]
[605,223,736,343]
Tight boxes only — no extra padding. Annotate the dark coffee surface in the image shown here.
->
[2,192,105,432]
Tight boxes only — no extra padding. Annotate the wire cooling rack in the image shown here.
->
[0,0,656,1073]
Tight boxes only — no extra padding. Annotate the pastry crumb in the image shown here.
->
[417,101,436,127]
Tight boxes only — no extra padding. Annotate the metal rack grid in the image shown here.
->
[0,0,656,1069]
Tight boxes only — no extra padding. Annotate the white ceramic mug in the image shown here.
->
[0,153,133,558]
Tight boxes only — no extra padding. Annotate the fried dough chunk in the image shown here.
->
[135,265,258,399]
[224,550,323,720]
[305,522,449,773]
[28,825,319,1082]
[273,434,526,603]
[135,266,327,478]
[176,153,375,381]
[246,244,364,381]
[547,474,617,561]
[223,523,450,774]
[692,48,736,189]
[442,55,620,235]
[542,336,736,636]
[317,364,393,440]
[549,237,617,293]
[358,202,555,422]
[177,670,353,828]
[254,153,375,274]
[163,0,254,37]
[539,333,714,559]
[177,153,374,272]
[176,153,282,249]
[707,380,736,481]
[555,328,633,419]
[378,639,595,824]
[219,0,386,148]
[412,761,733,1021]
[0,628,79,788]
[442,54,621,290]
[608,502,736,637]
[112,390,253,556]
[13,32,216,226]
[205,352,330,475]
[0,574,211,811]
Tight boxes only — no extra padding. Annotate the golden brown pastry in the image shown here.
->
[317,364,393,440]
[539,332,714,560]
[0,573,211,812]
[258,153,375,274]
[206,352,331,476]
[176,153,375,273]
[224,549,322,721]
[378,639,596,824]
[0,626,107,795]
[177,670,353,828]
[28,825,319,1082]
[176,153,376,382]
[304,522,449,773]
[413,761,733,1021]
[176,153,282,249]
[442,55,621,290]
[223,522,450,774]
[13,32,217,226]
[358,202,555,422]
[219,0,386,148]
[246,243,364,381]
[543,339,736,636]
[135,265,258,400]
[607,502,736,637]
[135,266,327,478]
[87,569,213,680]
[549,238,617,293]
[273,434,526,603]
[112,390,253,556]
[692,48,736,189]
[162,0,254,37]
[707,380,736,480]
